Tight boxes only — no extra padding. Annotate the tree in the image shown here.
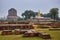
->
[22,10,36,20]
[41,13,51,18]
[49,8,59,20]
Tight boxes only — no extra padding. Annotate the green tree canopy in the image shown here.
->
[22,10,36,20]
[49,8,59,20]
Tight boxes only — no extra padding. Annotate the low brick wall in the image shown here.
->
[38,32,51,39]
[1,30,13,35]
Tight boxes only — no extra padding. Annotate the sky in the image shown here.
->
[0,0,60,18]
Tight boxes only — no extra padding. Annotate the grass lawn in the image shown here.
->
[0,29,60,40]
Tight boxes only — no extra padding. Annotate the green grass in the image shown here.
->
[38,29,60,40]
[0,29,60,40]
[0,35,42,40]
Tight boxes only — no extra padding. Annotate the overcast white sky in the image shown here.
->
[0,0,60,18]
